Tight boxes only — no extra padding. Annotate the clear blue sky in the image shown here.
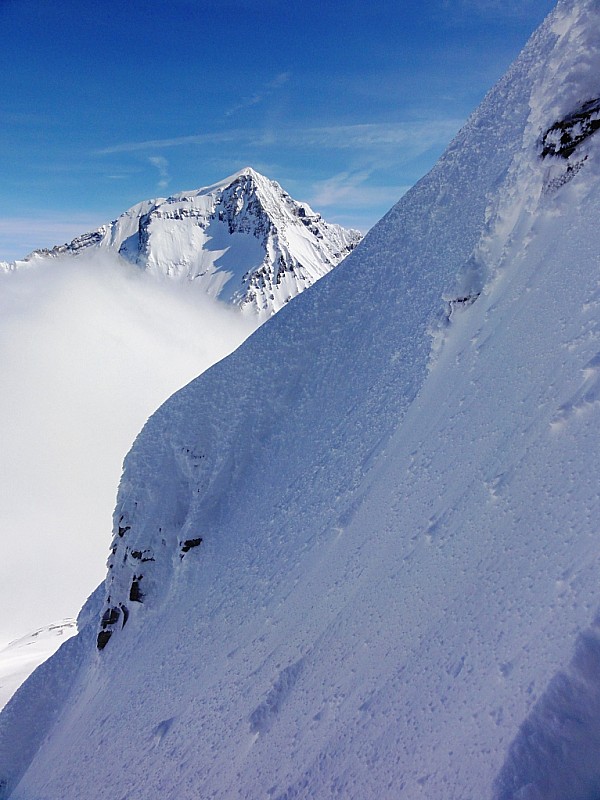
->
[0,0,556,260]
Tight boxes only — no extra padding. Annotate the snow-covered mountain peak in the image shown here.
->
[160,166,276,204]
[6,3,600,800]
[3,170,361,318]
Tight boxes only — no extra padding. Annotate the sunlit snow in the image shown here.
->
[0,622,76,712]
[2,2,600,799]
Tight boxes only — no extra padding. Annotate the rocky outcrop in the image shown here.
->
[541,98,600,158]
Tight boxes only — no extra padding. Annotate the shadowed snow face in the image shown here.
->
[0,253,257,645]
[494,612,600,800]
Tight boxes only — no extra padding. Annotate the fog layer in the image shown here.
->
[0,254,257,644]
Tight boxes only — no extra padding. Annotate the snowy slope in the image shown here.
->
[0,622,76,712]
[0,169,361,318]
[3,1,600,798]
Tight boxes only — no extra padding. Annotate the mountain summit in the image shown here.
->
[3,2,600,799]
[2,169,361,318]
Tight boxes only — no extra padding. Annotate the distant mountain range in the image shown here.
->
[1,168,362,318]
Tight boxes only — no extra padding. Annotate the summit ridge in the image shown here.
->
[1,169,361,318]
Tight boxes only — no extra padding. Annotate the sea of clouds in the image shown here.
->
[0,253,258,645]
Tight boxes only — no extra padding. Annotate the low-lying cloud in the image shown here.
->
[0,253,258,644]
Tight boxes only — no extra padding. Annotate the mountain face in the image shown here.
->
[0,169,361,318]
[3,1,600,798]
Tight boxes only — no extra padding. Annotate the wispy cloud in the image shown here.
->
[96,118,463,157]
[291,120,462,151]
[0,214,109,262]
[225,71,291,117]
[96,131,242,155]
[148,155,170,190]
[309,170,410,210]
[310,169,372,206]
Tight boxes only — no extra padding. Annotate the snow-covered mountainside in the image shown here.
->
[3,1,600,798]
[0,622,76,712]
[0,169,361,318]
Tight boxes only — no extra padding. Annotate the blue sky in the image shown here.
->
[0,0,556,260]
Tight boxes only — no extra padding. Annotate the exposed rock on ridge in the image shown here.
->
[1,168,361,318]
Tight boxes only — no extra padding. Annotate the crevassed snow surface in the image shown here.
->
[0,622,76,712]
[3,1,600,798]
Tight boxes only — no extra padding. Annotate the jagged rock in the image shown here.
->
[2,169,362,319]
[181,538,202,554]
[129,578,143,603]
[129,549,154,562]
[96,631,112,651]
[541,98,600,158]
[100,607,120,627]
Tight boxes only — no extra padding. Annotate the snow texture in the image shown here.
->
[3,1,600,798]
[0,168,361,319]
[0,622,76,712]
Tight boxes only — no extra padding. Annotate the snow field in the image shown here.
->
[0,622,76,712]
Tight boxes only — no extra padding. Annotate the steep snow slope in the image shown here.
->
[0,169,361,318]
[3,1,600,798]
[0,622,76,712]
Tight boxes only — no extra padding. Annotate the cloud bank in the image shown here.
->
[0,253,257,645]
